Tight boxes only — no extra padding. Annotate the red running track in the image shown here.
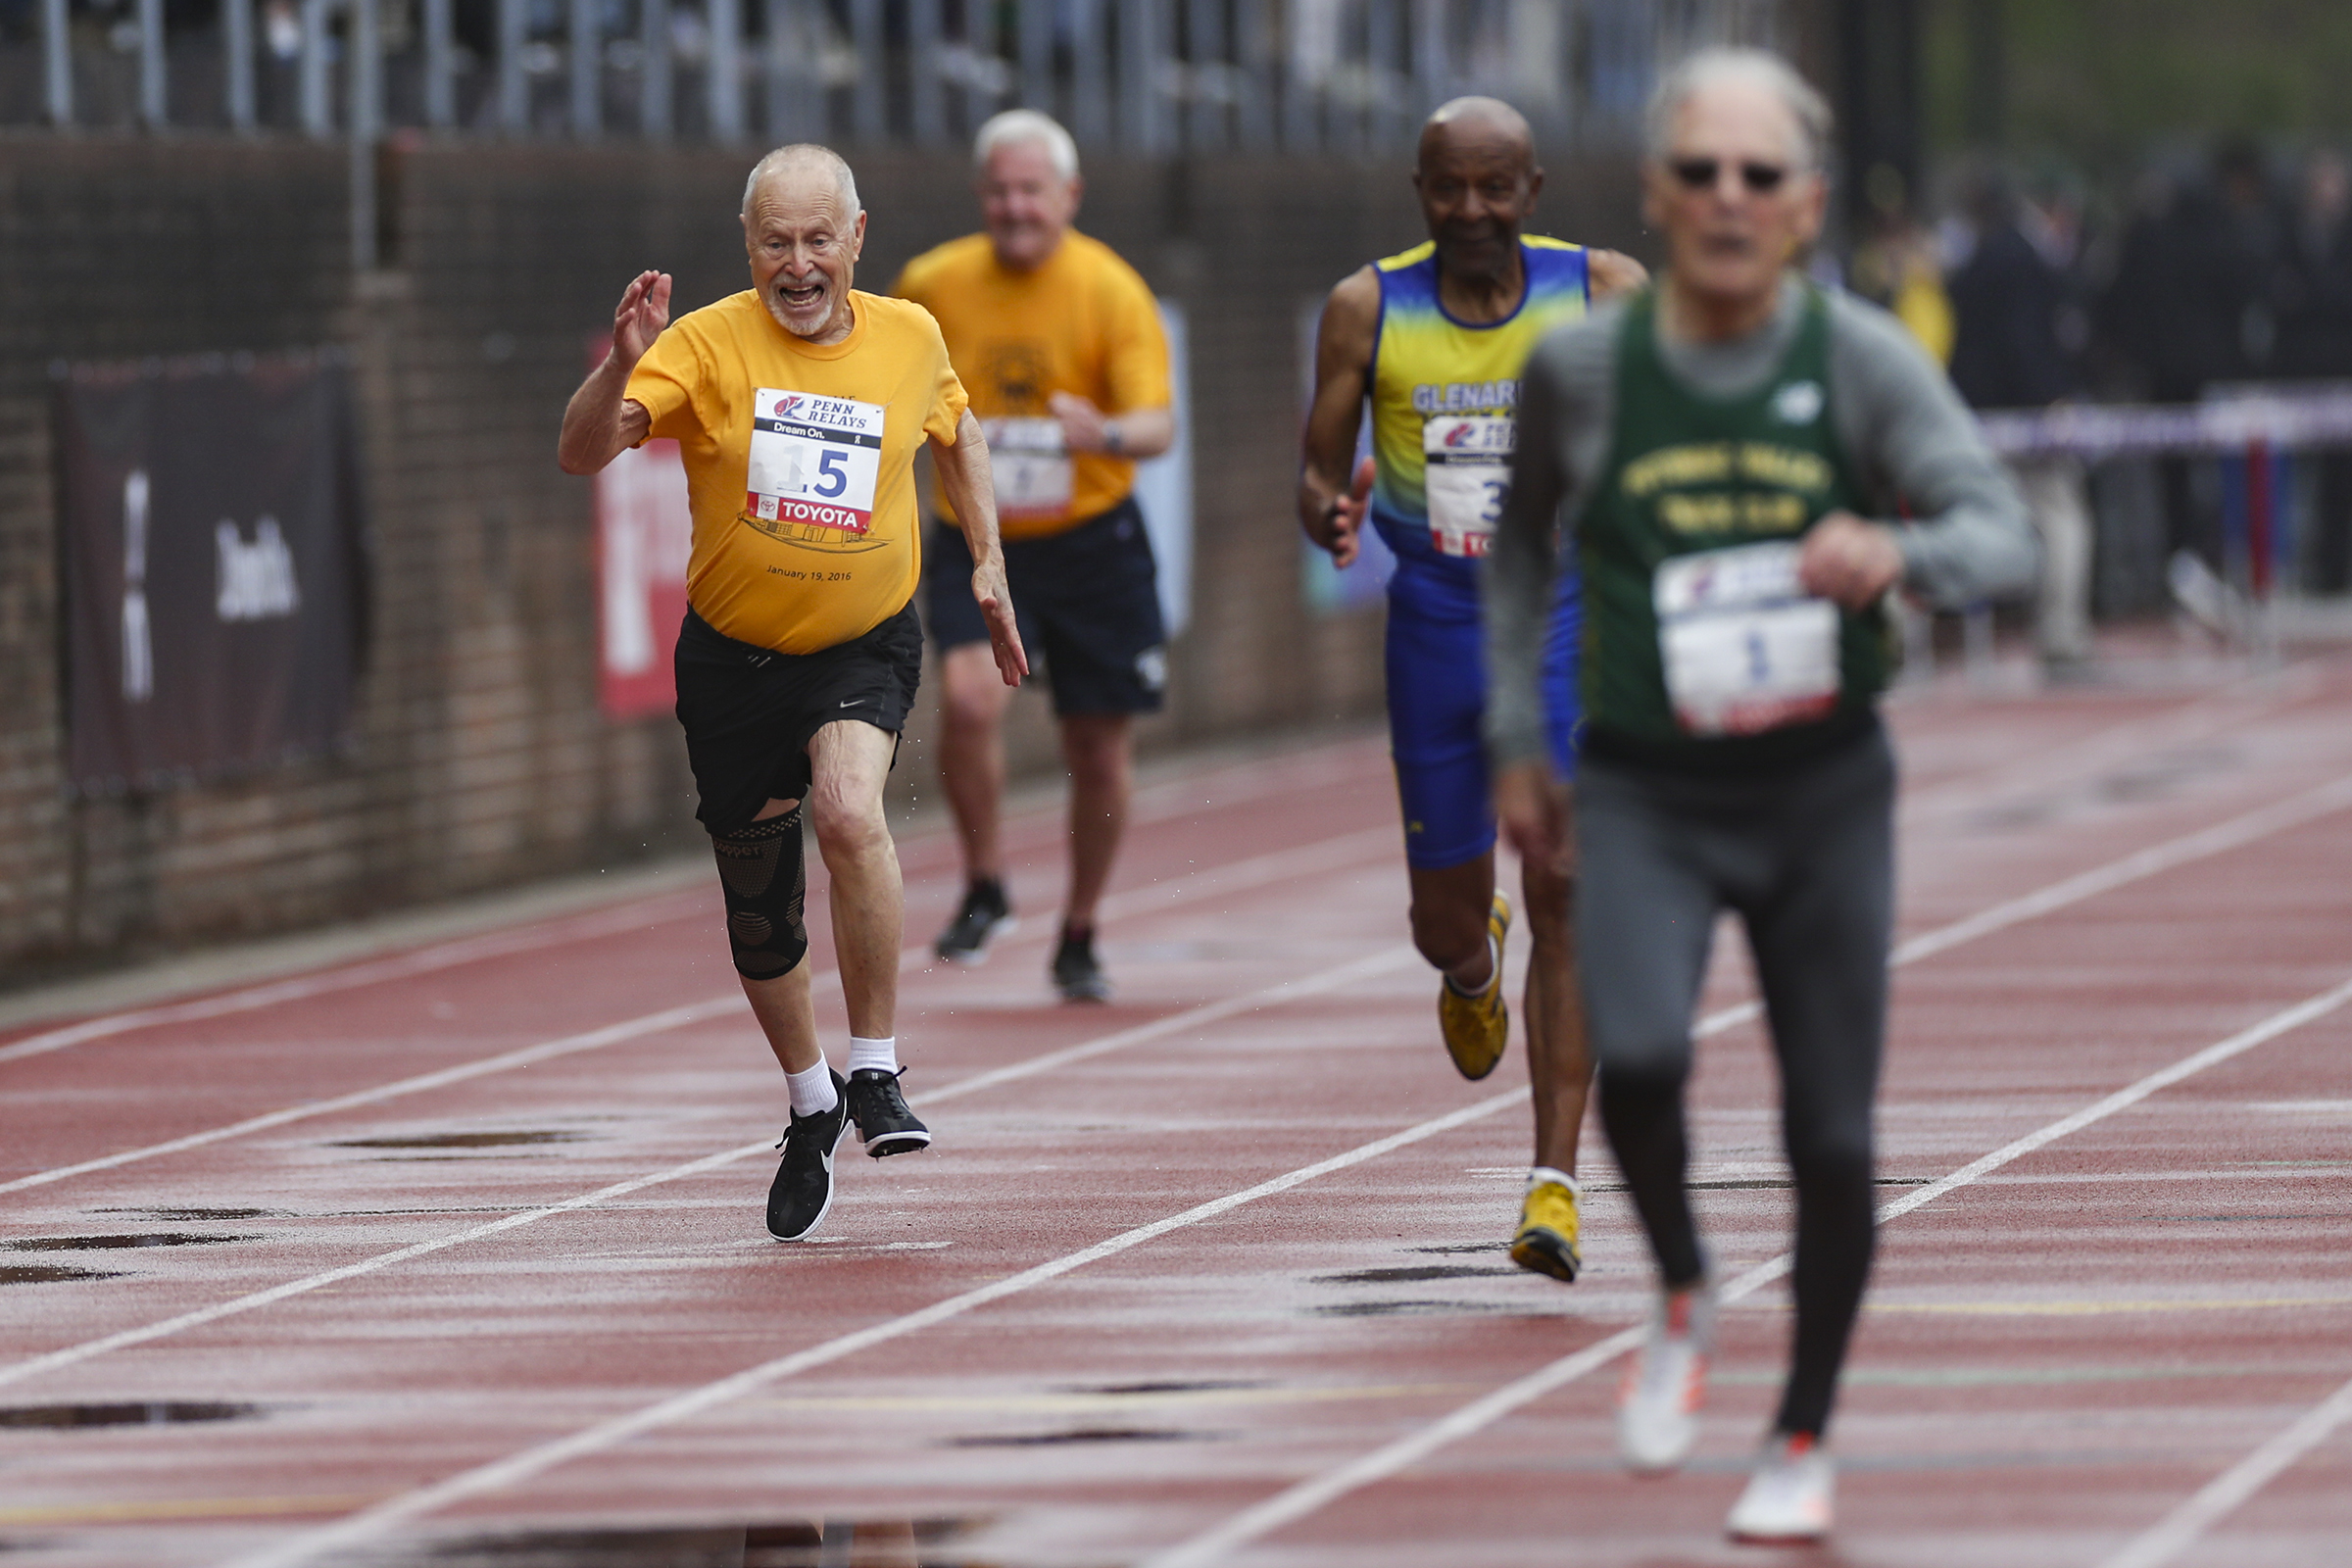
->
[4,653,2352,1568]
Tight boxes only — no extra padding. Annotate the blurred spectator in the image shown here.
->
[2100,141,2285,568]
[1949,169,2092,673]
[2275,148,2352,593]
[1848,165,1956,365]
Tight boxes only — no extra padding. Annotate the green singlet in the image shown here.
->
[1575,285,1894,771]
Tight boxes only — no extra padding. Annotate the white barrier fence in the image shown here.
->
[24,0,1784,154]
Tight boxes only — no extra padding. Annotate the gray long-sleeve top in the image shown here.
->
[1483,276,2039,768]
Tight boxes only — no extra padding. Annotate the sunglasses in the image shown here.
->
[1667,157,1792,195]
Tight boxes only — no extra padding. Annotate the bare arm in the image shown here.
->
[1588,248,1649,301]
[1047,396,1176,460]
[558,270,670,475]
[931,411,1029,687]
[1298,267,1382,565]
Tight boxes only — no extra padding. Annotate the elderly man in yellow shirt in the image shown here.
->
[559,144,1026,1244]
[896,110,1176,1003]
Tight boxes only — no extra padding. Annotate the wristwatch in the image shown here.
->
[1102,421,1124,456]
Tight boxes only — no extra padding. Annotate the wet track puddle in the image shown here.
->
[1067,1379,1265,1396]
[103,1206,286,1221]
[5,1232,261,1251]
[0,1264,122,1286]
[944,1426,1203,1446]
[1317,1263,1520,1284]
[390,1517,987,1566]
[1312,1298,1504,1318]
[329,1131,587,1151]
[0,1401,261,1430]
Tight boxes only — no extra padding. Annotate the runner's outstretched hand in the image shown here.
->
[973,561,1029,688]
[612,270,672,369]
[1495,760,1575,876]
[1313,457,1376,569]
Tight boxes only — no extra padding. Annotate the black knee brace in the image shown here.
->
[710,808,808,979]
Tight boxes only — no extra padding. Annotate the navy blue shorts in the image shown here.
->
[926,496,1167,716]
[1387,590,1580,872]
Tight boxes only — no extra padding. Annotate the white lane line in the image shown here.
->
[0,826,1403,1199]
[0,744,1382,1070]
[0,998,744,1199]
[1889,772,2352,966]
[2100,1370,2352,1568]
[222,1082,1532,1568]
[1135,973,2352,1568]
[0,899,704,1068]
[0,948,1418,1396]
[1892,659,2327,829]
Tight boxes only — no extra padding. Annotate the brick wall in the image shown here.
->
[0,136,1642,976]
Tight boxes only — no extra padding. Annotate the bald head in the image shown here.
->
[1412,96,1543,288]
[1419,97,1536,178]
[741,143,860,220]
[740,143,866,345]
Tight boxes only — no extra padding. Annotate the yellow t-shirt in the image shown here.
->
[894,229,1171,541]
[624,289,968,656]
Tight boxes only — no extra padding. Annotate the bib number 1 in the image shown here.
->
[1654,540,1840,736]
[747,389,885,534]
[1422,414,1513,558]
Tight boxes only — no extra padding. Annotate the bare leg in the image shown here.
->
[1408,853,1499,989]
[736,794,822,1077]
[807,720,903,1040]
[1522,853,1592,1173]
[1057,711,1134,931]
[938,642,1015,885]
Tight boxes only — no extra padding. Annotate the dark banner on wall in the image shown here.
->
[56,351,366,792]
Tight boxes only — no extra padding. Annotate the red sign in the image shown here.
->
[595,438,691,718]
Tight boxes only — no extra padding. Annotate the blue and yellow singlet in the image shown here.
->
[1363,234,1591,869]
[1368,236,1591,617]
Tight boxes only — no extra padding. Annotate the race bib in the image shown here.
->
[746,389,884,534]
[1654,541,1839,736]
[983,416,1074,517]
[1422,414,1513,557]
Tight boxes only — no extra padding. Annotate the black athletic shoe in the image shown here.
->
[845,1066,932,1157]
[934,878,1015,965]
[1052,927,1111,1004]
[767,1071,850,1242]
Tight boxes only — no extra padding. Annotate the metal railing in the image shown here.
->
[19,0,1786,154]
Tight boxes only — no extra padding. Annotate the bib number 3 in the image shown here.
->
[747,389,885,534]
[1655,540,1840,736]
[1423,414,1513,558]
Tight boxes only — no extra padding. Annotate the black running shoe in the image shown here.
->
[934,878,1015,965]
[845,1066,932,1157]
[1052,926,1111,1004]
[767,1071,850,1242]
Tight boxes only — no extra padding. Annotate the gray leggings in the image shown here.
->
[1576,723,1894,1438]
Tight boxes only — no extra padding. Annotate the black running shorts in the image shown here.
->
[925,495,1167,716]
[672,602,922,835]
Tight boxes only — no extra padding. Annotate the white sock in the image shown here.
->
[1528,1166,1579,1196]
[785,1058,837,1118]
[848,1035,900,1076]
[1445,933,1500,998]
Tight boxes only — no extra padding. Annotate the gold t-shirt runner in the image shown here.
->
[894,230,1170,541]
[625,289,968,656]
